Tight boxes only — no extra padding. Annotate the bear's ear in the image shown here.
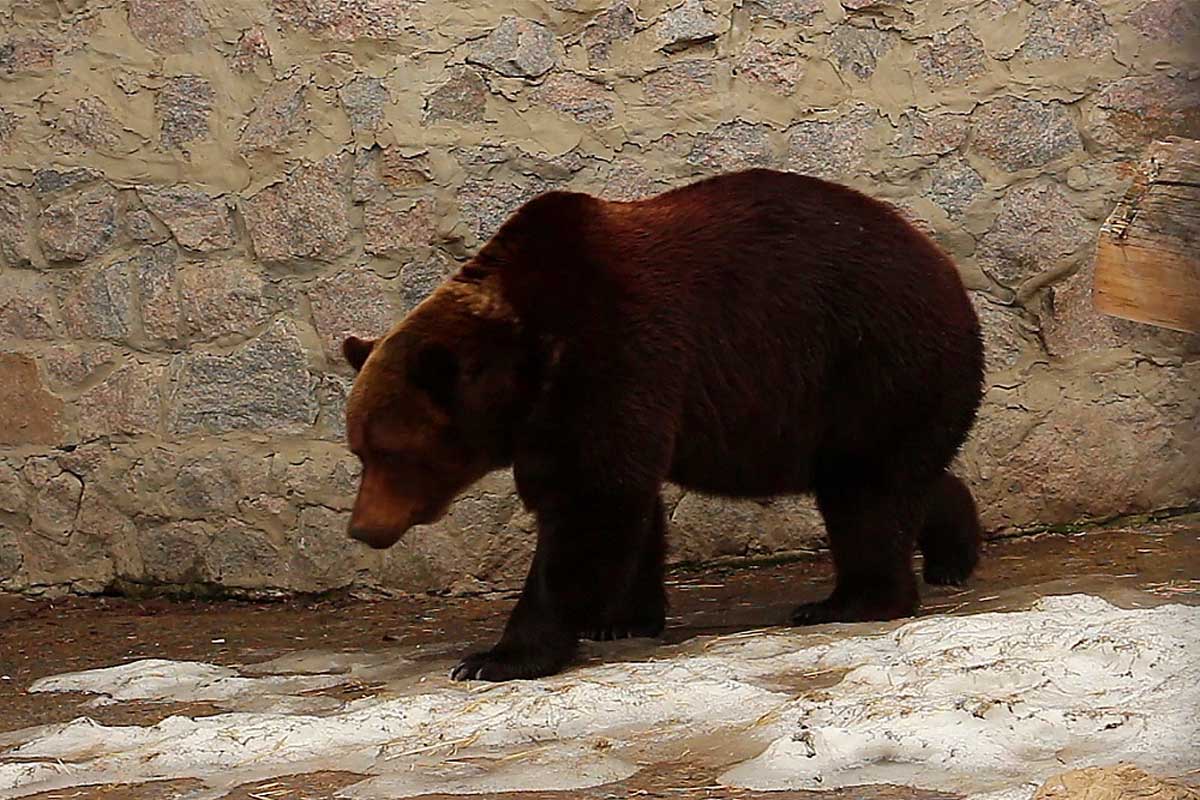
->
[409,342,458,409]
[342,336,377,372]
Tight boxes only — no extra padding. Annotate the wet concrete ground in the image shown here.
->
[2,515,1198,800]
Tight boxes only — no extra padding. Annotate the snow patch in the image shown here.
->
[2,594,1197,800]
[28,659,344,708]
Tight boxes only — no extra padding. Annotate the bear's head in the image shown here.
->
[341,273,534,549]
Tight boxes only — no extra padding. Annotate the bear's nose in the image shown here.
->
[348,526,399,549]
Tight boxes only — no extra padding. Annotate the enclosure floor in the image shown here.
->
[2,516,1198,800]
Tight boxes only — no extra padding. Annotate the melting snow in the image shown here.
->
[1,594,1197,799]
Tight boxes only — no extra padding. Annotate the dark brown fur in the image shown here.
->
[343,168,985,681]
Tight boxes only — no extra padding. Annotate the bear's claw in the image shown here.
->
[576,588,667,643]
[922,558,974,586]
[577,619,664,642]
[790,592,918,626]
[450,647,570,682]
[790,599,843,626]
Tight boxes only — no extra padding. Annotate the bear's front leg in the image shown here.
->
[449,601,576,681]
[451,494,658,681]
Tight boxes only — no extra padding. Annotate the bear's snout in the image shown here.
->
[346,463,436,548]
[349,525,405,549]
[346,492,451,549]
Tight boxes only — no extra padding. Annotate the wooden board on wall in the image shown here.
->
[1093,136,1200,334]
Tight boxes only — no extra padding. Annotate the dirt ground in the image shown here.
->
[2,516,1199,800]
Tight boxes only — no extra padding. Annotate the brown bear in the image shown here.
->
[342,168,985,682]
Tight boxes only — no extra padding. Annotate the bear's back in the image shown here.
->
[480,169,983,496]
[601,169,984,495]
[599,168,979,380]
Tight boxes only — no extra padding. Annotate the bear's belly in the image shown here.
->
[667,426,817,497]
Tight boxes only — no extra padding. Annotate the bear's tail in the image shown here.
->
[917,471,981,586]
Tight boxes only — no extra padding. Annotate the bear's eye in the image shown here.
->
[409,342,458,409]
[368,447,417,469]
[373,450,443,476]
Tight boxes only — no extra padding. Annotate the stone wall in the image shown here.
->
[1,0,1197,597]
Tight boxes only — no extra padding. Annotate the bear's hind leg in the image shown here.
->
[791,478,921,625]
[578,495,668,642]
[918,471,981,586]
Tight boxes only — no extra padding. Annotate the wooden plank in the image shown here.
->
[1093,136,1200,334]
